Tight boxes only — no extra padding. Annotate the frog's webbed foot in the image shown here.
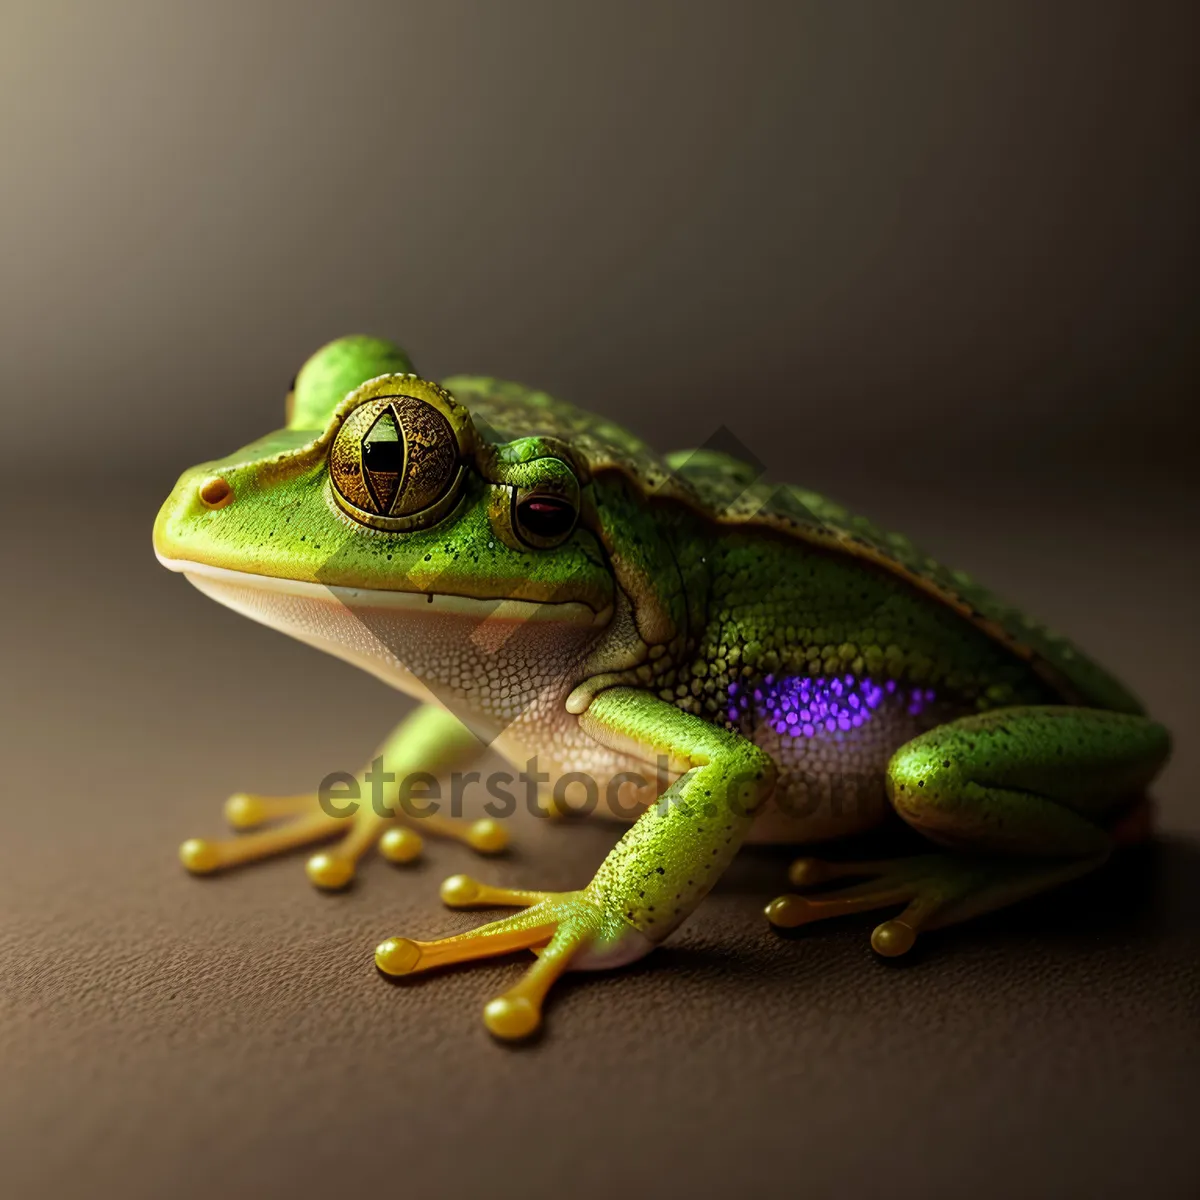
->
[375,877,649,1041]
[178,792,507,891]
[178,705,502,889]
[765,852,1105,957]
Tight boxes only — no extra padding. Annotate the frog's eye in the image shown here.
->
[514,492,577,547]
[508,480,578,549]
[329,395,464,531]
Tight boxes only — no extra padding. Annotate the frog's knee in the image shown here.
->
[884,738,962,828]
[736,743,778,814]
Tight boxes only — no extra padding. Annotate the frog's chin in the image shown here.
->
[156,555,611,703]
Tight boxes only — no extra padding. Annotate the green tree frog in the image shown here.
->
[154,335,1170,1041]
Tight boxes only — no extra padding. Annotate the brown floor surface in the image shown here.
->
[2,477,1197,1200]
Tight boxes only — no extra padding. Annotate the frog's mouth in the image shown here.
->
[157,557,607,624]
[156,556,610,705]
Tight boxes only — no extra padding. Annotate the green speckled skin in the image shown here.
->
[154,336,1171,1040]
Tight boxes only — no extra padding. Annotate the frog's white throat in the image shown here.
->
[157,557,609,718]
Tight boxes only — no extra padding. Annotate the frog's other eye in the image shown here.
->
[484,451,581,550]
[329,395,465,531]
[513,492,573,544]
[514,493,577,546]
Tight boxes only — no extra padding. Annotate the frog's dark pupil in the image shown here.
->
[363,440,404,473]
[518,495,575,539]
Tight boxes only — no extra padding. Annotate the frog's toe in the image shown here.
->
[870,918,919,957]
[437,874,552,909]
[764,874,933,950]
[180,789,512,890]
[179,810,341,878]
[379,826,424,864]
[483,994,542,1040]
[768,853,969,953]
[768,852,1104,956]
[305,850,357,890]
[375,888,639,1042]
[223,791,317,830]
[462,818,509,854]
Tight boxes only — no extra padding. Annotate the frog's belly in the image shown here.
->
[746,704,937,842]
[496,697,960,845]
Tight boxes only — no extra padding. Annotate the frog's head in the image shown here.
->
[153,337,617,714]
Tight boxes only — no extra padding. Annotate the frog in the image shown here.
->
[153,334,1171,1042]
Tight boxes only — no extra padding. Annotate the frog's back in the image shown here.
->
[443,375,1142,716]
[664,449,1143,715]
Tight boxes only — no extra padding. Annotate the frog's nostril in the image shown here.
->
[198,477,233,509]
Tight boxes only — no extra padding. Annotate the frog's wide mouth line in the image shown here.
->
[154,555,611,626]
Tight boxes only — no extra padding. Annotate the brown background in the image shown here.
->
[1,3,1198,1198]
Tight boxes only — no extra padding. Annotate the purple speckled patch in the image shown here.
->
[728,674,935,738]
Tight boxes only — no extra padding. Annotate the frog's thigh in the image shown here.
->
[767,707,1170,955]
[886,706,1170,855]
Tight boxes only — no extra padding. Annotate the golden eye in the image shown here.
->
[330,395,464,530]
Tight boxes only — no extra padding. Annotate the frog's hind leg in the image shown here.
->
[178,704,507,891]
[766,706,1170,956]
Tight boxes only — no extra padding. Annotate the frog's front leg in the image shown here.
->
[179,704,507,890]
[374,687,776,1040]
[766,706,1170,954]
